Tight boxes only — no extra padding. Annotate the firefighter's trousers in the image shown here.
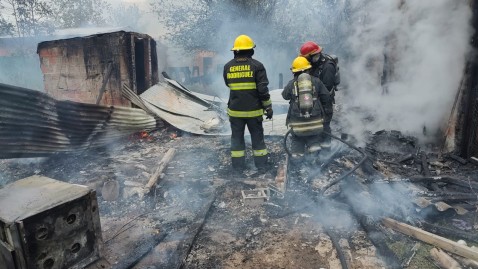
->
[290,133,322,154]
[229,116,268,169]
[321,104,333,148]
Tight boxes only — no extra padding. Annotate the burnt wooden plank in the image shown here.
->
[383,218,478,261]
[420,152,431,176]
[144,148,176,193]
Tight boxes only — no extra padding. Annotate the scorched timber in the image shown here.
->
[144,148,176,193]
[409,176,478,190]
[383,218,478,261]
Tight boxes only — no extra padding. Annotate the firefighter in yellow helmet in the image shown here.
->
[223,34,273,173]
[282,56,330,157]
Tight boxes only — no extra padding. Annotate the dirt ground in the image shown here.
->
[1,125,478,269]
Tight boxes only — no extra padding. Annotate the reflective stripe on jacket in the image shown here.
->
[223,57,271,118]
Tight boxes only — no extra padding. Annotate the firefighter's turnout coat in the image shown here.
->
[310,57,337,123]
[282,75,330,153]
[224,57,271,118]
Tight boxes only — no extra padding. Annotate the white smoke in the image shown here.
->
[340,0,473,144]
[112,0,473,147]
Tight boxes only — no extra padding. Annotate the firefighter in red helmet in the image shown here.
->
[223,35,273,173]
[299,41,340,150]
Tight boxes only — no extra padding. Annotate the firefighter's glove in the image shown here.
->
[265,107,273,120]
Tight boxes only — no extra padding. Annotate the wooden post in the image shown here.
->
[430,248,462,269]
[144,148,176,193]
[383,217,478,261]
[96,62,113,105]
[275,154,288,192]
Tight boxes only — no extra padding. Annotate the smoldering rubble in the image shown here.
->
[2,102,478,269]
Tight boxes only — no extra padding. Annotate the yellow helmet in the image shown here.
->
[231,35,256,51]
[291,56,312,73]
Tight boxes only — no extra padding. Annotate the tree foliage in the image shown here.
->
[150,0,281,51]
[0,0,53,37]
[0,0,112,38]
[0,16,14,36]
[51,0,110,28]
[150,0,351,54]
[107,3,142,30]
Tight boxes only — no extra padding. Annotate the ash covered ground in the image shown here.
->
[1,125,477,269]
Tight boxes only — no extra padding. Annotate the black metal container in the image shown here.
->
[0,176,102,269]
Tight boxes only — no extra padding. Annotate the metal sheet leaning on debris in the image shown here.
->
[133,80,288,136]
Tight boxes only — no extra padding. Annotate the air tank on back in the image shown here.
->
[297,73,313,118]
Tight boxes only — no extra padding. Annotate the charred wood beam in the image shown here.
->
[360,158,382,179]
[339,179,402,269]
[325,228,351,269]
[420,152,431,177]
[269,196,353,269]
[420,221,478,245]
[430,194,478,203]
[418,191,478,202]
[176,193,216,269]
[409,176,478,191]
[357,215,403,269]
[447,154,468,165]
[144,148,176,193]
[115,232,168,269]
[397,153,415,163]
[383,218,478,261]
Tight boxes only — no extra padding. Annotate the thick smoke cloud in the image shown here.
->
[1,0,472,144]
[340,0,472,144]
[176,0,473,145]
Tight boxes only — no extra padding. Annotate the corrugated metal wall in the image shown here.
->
[0,83,157,158]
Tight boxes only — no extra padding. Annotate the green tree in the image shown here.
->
[107,3,142,30]
[0,0,53,37]
[51,0,110,28]
[0,16,14,36]
[150,0,280,51]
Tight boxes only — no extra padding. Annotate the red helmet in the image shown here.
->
[299,41,322,57]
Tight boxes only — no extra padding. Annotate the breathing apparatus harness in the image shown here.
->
[287,73,325,137]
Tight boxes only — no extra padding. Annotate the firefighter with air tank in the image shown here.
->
[282,56,331,158]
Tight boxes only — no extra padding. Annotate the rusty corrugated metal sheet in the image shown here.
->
[0,83,157,158]
[413,197,468,215]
